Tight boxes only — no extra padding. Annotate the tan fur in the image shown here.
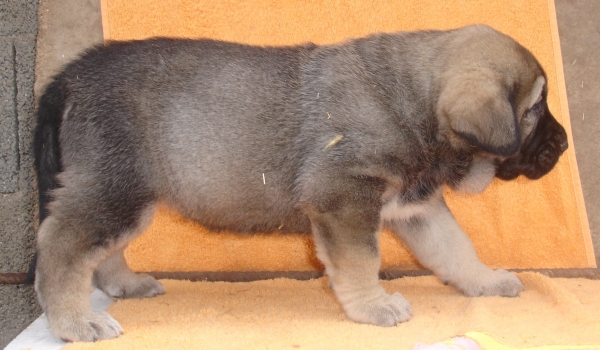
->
[386,194,524,298]
[312,222,413,326]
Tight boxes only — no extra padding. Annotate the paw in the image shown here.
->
[103,273,165,299]
[49,311,122,342]
[456,268,524,297]
[342,292,412,327]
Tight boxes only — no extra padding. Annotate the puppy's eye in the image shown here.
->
[530,101,544,115]
[521,102,541,136]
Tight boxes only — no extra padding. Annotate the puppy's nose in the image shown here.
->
[560,139,568,153]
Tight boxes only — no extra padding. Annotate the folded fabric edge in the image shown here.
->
[465,332,600,350]
[411,332,600,350]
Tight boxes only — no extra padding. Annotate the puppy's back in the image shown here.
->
[51,39,317,234]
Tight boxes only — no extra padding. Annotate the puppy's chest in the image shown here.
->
[379,155,471,222]
[395,150,472,203]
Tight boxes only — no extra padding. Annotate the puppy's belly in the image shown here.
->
[161,184,311,234]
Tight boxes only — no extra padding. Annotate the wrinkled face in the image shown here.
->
[495,82,568,180]
[437,26,569,181]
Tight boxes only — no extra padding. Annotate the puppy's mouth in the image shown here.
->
[495,108,568,181]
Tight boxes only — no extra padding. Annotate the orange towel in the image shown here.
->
[99,0,594,272]
[65,273,600,349]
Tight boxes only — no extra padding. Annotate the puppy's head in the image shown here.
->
[437,25,568,180]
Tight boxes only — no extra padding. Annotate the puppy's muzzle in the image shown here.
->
[495,108,568,181]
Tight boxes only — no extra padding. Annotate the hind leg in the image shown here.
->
[35,180,157,342]
[93,248,165,299]
[35,215,124,342]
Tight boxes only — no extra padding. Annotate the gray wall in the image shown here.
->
[0,0,42,347]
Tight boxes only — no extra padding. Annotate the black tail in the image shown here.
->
[27,78,67,284]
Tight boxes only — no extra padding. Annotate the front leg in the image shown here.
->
[302,177,412,326]
[385,194,524,297]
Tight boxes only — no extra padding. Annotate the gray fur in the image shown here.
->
[33,25,568,341]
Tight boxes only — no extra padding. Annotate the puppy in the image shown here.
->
[33,25,568,342]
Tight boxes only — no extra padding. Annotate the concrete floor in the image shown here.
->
[0,0,599,347]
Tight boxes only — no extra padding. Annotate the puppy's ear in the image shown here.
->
[438,70,520,157]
